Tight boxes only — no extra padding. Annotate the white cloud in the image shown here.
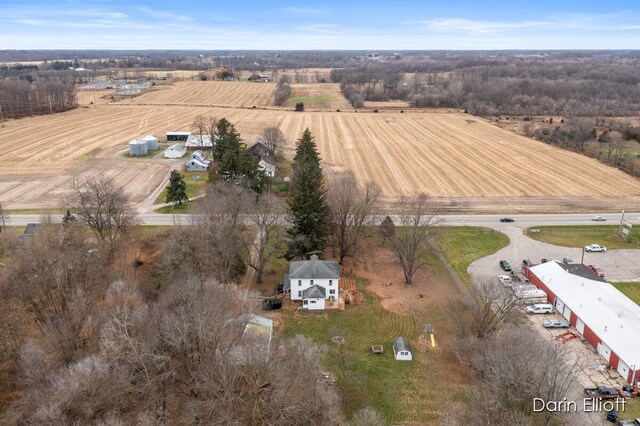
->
[282,6,330,15]
[137,7,193,23]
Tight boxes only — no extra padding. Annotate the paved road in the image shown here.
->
[5,212,636,227]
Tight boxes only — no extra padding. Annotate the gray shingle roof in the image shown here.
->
[289,255,340,280]
[302,284,326,299]
[393,337,412,354]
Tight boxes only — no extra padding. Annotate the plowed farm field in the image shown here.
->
[277,112,640,198]
[2,91,640,210]
[130,81,276,108]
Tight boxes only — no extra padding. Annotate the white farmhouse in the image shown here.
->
[185,150,212,172]
[287,255,340,310]
[258,159,276,177]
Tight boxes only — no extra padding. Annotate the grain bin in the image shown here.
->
[143,135,158,151]
[128,138,148,156]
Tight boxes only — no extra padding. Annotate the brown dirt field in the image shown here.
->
[364,100,411,109]
[286,83,352,110]
[0,158,169,209]
[278,111,640,198]
[76,89,116,106]
[128,81,276,108]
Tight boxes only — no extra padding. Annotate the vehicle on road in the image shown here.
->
[587,264,605,278]
[500,260,512,271]
[592,216,607,221]
[500,217,514,222]
[562,257,575,264]
[541,258,552,263]
[522,259,533,267]
[526,304,554,314]
[499,275,513,287]
[585,244,607,252]
[583,386,619,399]
[543,319,571,328]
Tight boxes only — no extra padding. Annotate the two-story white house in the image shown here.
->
[286,255,340,310]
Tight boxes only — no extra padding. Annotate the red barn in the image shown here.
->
[523,261,640,385]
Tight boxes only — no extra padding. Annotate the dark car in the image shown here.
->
[500,260,512,271]
[541,258,551,263]
[500,217,515,223]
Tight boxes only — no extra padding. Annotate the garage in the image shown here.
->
[562,305,572,321]
[597,342,612,363]
[555,298,565,312]
[576,318,585,334]
[617,359,630,381]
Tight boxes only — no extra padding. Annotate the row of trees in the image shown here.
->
[274,75,292,106]
[331,54,640,117]
[0,77,76,119]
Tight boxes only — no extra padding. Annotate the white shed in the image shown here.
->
[128,138,148,156]
[393,337,413,361]
[166,131,190,142]
[142,134,158,150]
[164,144,187,159]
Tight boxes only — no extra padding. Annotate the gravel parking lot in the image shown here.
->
[469,224,640,425]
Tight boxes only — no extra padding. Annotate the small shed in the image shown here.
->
[142,134,158,150]
[164,144,186,159]
[167,131,190,142]
[258,159,276,177]
[393,337,412,361]
[128,138,148,156]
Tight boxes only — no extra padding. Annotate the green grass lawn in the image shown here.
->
[281,277,422,423]
[154,202,191,214]
[611,282,640,307]
[432,226,510,287]
[154,172,208,205]
[620,397,640,421]
[525,225,640,249]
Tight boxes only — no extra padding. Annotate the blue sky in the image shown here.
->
[1,0,639,50]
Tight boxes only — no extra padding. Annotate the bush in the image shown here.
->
[295,102,304,112]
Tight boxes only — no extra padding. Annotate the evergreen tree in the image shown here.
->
[166,170,189,206]
[286,128,329,257]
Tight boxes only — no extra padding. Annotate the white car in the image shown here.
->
[592,216,606,222]
[525,304,554,314]
[498,275,513,287]
[585,244,607,253]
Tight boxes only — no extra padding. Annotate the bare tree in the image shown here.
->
[328,177,380,263]
[191,114,209,150]
[247,193,284,284]
[68,177,136,248]
[260,126,285,157]
[197,182,252,284]
[386,193,439,284]
[449,277,522,338]
[351,407,385,426]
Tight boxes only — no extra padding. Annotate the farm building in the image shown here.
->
[166,131,190,142]
[163,144,186,158]
[258,159,276,177]
[142,135,158,150]
[249,141,271,159]
[128,138,148,156]
[186,134,213,149]
[286,254,340,310]
[224,314,273,364]
[524,261,640,385]
[393,337,413,361]
[185,150,211,172]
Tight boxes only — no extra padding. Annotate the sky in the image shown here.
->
[1,0,640,50]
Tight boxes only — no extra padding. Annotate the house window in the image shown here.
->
[329,280,333,286]
[303,300,308,305]
[298,280,302,286]
[310,279,314,285]
[310,300,316,303]
[329,289,336,295]
[298,291,301,298]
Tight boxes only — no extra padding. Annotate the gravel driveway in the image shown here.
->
[469,225,640,282]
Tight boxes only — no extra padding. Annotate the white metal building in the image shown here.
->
[166,131,191,142]
[393,337,413,361]
[186,134,214,149]
[524,261,640,384]
[163,144,187,158]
